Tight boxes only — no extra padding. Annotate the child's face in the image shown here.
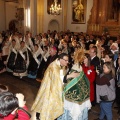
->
[103,64,110,74]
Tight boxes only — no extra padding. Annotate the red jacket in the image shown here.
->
[3,106,30,120]
[82,64,96,102]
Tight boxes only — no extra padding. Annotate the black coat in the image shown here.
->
[91,56,100,70]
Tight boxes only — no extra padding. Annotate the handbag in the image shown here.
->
[100,95,108,101]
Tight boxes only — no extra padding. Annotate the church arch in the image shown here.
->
[48,19,60,32]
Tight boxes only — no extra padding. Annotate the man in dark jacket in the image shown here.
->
[89,46,100,106]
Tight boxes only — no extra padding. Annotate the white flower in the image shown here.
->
[87,70,92,75]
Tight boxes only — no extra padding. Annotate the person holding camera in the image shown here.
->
[94,62,116,120]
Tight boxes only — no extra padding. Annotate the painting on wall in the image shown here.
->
[16,8,24,21]
[72,0,87,24]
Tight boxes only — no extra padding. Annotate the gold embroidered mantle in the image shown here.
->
[31,60,64,120]
[63,71,90,104]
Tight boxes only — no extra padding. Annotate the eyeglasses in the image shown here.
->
[62,58,68,62]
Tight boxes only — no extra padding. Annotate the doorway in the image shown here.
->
[48,19,60,32]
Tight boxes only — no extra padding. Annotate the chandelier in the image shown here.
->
[50,0,62,15]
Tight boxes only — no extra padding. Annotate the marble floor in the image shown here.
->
[0,72,119,120]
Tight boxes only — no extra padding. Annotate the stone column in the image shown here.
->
[90,0,98,24]
[37,0,44,34]
[30,0,37,36]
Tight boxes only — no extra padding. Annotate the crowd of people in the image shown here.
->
[0,29,120,120]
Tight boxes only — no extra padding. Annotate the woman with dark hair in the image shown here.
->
[82,53,96,104]
[27,44,42,79]
[0,91,30,120]
[13,41,29,78]
[95,62,116,120]
[104,51,114,62]
[6,39,18,72]
[0,92,19,117]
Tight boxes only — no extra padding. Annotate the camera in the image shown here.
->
[97,65,103,74]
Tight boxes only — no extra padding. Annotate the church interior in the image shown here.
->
[0,0,120,120]
[0,0,120,37]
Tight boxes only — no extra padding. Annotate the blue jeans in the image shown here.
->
[99,101,113,120]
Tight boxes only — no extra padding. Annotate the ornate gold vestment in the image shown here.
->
[31,59,64,120]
